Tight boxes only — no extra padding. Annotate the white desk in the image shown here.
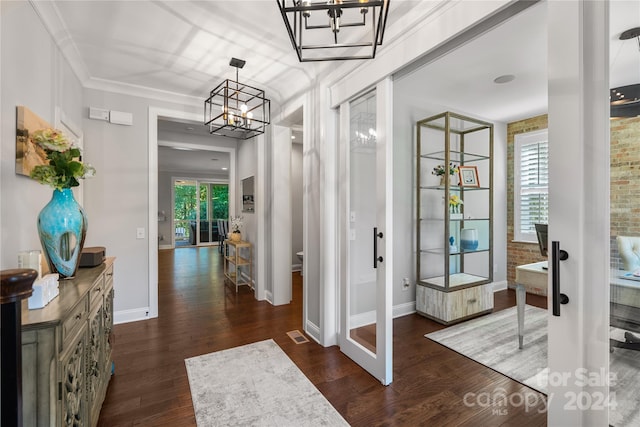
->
[515,261,548,349]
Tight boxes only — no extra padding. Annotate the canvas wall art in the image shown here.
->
[16,106,51,177]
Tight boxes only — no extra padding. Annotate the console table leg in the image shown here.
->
[516,283,526,349]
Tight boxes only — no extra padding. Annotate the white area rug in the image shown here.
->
[185,339,348,427]
[425,305,640,426]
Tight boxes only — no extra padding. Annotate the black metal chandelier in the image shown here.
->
[276,0,390,62]
[204,58,271,139]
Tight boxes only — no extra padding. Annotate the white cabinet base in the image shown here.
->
[416,283,493,325]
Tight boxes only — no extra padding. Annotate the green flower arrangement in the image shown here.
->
[29,129,95,191]
[432,162,459,176]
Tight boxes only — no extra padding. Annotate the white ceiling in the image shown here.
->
[34,0,638,170]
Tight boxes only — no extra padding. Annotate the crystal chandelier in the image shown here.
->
[204,58,271,139]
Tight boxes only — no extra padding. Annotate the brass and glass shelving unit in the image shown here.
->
[416,111,494,324]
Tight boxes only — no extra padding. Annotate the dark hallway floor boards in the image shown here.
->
[98,247,547,426]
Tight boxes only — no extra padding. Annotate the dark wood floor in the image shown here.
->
[98,247,548,426]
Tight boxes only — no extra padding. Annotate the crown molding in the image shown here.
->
[30,0,204,108]
[83,77,203,108]
[30,0,91,84]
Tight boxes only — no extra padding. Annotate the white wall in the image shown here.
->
[291,143,303,268]
[0,2,83,269]
[82,88,200,320]
[392,83,509,308]
[236,138,259,290]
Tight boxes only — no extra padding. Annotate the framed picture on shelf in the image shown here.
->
[459,166,480,187]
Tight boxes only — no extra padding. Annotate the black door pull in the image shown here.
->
[552,241,570,316]
[373,227,383,268]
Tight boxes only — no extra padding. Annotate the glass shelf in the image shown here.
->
[420,217,490,221]
[419,272,490,289]
[421,150,489,163]
[420,247,490,255]
[419,185,490,191]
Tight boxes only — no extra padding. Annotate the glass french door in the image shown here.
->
[546,1,640,425]
[199,182,229,245]
[173,179,228,247]
[339,78,393,385]
[174,180,197,246]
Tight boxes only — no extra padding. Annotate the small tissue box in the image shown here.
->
[28,274,60,310]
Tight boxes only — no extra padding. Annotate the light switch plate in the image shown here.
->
[136,228,145,239]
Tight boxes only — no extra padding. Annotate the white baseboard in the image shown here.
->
[349,301,417,329]
[492,280,508,292]
[305,320,321,344]
[265,290,273,304]
[158,244,173,250]
[114,307,153,324]
[291,263,302,272]
[393,301,416,318]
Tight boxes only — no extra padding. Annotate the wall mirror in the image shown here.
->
[242,176,255,213]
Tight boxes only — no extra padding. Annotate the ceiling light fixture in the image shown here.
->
[204,58,271,139]
[610,84,640,118]
[620,26,640,51]
[277,0,390,62]
[610,28,640,118]
[493,74,515,84]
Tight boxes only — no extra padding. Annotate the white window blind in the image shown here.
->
[514,129,548,242]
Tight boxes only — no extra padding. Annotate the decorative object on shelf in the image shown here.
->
[30,129,94,279]
[204,58,270,140]
[276,0,391,62]
[449,236,458,253]
[432,162,459,185]
[449,194,463,219]
[230,215,244,242]
[458,165,480,187]
[460,228,479,251]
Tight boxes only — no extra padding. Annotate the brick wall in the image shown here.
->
[610,116,640,270]
[506,115,640,286]
[507,115,548,293]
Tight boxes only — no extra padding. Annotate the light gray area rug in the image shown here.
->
[426,305,548,393]
[185,339,349,427]
[426,305,640,426]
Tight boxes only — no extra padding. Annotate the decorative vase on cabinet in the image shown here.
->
[37,188,87,279]
[416,112,494,324]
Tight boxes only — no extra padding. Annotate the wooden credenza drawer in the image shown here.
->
[62,297,89,348]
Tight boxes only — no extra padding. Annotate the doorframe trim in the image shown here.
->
[148,107,238,318]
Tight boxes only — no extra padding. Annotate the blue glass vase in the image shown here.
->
[37,188,87,279]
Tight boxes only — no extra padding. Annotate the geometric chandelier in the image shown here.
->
[276,0,391,62]
[204,58,271,139]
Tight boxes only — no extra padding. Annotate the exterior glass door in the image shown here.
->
[339,79,393,385]
[174,180,197,246]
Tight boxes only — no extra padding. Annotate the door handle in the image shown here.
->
[551,241,570,316]
[373,227,384,268]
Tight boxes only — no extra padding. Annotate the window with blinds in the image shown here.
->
[514,129,548,242]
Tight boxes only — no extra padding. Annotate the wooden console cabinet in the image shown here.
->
[21,258,115,427]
